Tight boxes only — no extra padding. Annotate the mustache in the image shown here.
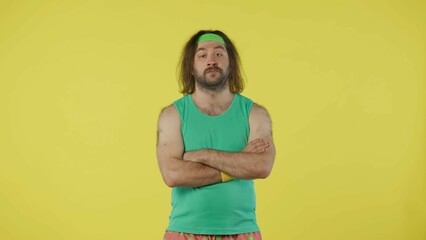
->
[204,66,223,74]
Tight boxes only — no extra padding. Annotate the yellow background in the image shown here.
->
[0,1,424,239]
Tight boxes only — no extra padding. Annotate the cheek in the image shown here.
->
[194,63,202,70]
[193,60,204,68]
[221,61,230,70]
[192,65,203,75]
[221,58,230,67]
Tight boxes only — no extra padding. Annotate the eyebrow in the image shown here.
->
[196,45,226,53]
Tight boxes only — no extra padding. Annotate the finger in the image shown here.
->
[253,142,268,150]
[243,140,261,151]
[243,139,269,153]
[248,138,264,145]
[251,145,267,153]
[254,142,270,152]
[244,145,260,153]
[249,140,267,148]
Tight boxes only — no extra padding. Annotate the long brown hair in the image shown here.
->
[178,30,245,94]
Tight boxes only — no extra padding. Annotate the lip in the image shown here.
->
[205,68,221,74]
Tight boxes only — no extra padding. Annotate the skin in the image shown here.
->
[192,41,231,92]
[156,40,276,187]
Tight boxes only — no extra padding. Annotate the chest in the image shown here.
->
[181,109,250,152]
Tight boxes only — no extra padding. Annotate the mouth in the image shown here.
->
[205,67,222,74]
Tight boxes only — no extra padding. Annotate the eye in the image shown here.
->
[216,53,223,57]
[198,54,206,58]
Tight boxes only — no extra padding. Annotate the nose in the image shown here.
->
[207,57,218,67]
[207,61,218,67]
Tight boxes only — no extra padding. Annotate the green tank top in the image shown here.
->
[167,93,259,235]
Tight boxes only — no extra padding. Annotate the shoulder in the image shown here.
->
[250,103,271,120]
[173,94,189,107]
[249,103,272,129]
[158,104,180,126]
[160,104,178,114]
[236,94,254,105]
[235,94,254,116]
[158,95,189,119]
[248,103,273,143]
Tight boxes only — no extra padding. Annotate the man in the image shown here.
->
[157,30,275,240]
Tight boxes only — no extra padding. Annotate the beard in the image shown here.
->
[194,66,230,91]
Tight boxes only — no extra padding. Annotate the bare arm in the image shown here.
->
[156,105,222,187]
[183,103,276,179]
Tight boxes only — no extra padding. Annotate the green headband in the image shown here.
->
[197,33,226,45]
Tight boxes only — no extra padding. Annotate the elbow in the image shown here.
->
[256,159,274,179]
[257,154,275,179]
[164,177,180,188]
[163,178,175,188]
[161,171,178,188]
[257,167,272,179]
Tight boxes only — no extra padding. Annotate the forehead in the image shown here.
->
[196,41,227,52]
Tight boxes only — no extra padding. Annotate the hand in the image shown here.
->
[243,138,269,153]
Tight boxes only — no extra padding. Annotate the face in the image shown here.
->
[193,41,230,91]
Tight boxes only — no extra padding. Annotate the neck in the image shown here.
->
[192,83,233,105]
[191,84,234,116]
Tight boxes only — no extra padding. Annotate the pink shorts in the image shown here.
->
[163,231,262,240]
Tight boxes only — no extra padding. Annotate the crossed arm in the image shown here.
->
[156,103,275,188]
